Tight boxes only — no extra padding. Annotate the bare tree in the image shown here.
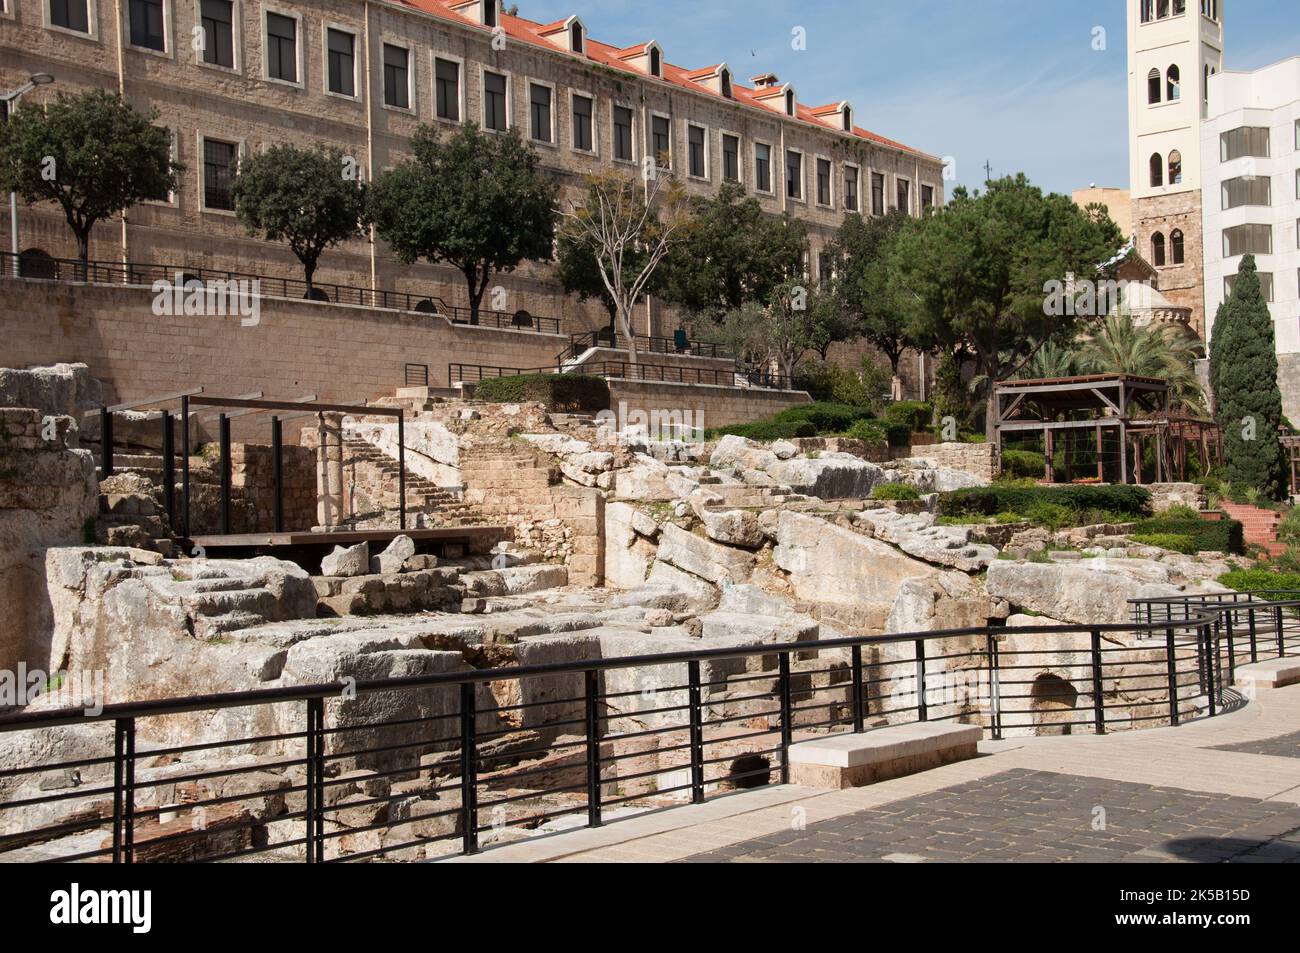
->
[559,169,693,364]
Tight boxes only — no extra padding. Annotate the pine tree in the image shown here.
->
[1208,255,1288,498]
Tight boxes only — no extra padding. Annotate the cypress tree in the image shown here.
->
[1208,255,1288,498]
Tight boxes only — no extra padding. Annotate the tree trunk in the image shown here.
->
[74,227,90,281]
[466,270,483,326]
[303,258,317,299]
[617,301,638,366]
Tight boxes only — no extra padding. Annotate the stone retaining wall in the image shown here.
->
[910,442,999,483]
[606,379,811,431]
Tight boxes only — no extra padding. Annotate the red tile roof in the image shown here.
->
[389,0,935,160]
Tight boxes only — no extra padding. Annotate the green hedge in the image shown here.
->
[473,374,609,413]
[713,420,817,441]
[871,482,921,501]
[1131,517,1244,554]
[1001,449,1047,479]
[774,402,875,434]
[1218,569,1300,595]
[938,484,1153,520]
[883,400,933,432]
[1129,533,1197,555]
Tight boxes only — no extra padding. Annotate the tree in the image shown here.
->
[720,281,827,381]
[231,144,366,298]
[1208,255,1288,498]
[1079,314,1205,413]
[891,174,1123,436]
[0,89,181,268]
[368,123,557,324]
[826,210,919,381]
[659,181,806,320]
[558,169,692,363]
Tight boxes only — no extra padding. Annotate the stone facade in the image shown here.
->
[0,0,944,341]
[1132,190,1207,340]
[909,442,999,484]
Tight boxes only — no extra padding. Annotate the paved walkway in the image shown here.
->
[442,684,1300,863]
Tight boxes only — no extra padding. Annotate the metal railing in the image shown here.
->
[448,361,798,391]
[0,251,561,334]
[2,593,1290,863]
[556,330,728,365]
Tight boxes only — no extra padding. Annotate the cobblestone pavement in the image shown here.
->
[1212,730,1300,759]
[678,769,1300,863]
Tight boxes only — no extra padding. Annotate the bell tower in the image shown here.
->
[1126,0,1224,339]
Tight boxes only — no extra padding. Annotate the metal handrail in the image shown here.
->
[556,330,729,365]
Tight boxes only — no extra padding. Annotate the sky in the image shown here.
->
[510,0,1300,197]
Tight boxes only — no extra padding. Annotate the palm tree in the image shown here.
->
[1017,340,1085,380]
[1079,314,1205,413]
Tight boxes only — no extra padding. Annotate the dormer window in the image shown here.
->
[484,0,498,28]
[570,21,584,53]
[785,89,795,117]
[721,68,732,99]
[650,47,662,77]
[842,107,852,132]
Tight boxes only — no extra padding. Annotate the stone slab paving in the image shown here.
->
[1212,729,1300,760]
[442,684,1300,863]
[678,769,1300,864]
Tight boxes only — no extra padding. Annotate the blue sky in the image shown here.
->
[514,0,1300,196]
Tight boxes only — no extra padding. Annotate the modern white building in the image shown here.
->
[1201,57,1300,418]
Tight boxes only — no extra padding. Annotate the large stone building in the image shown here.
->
[1126,0,1224,340]
[0,0,944,341]
[1200,56,1300,420]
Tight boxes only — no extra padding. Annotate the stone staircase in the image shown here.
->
[1219,502,1286,557]
[341,433,475,526]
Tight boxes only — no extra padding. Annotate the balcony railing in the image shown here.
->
[0,592,1286,862]
[449,361,797,391]
[556,329,728,364]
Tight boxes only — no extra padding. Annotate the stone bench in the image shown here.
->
[1235,658,1300,690]
[788,722,982,790]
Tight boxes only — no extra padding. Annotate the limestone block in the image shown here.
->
[788,723,982,789]
[656,523,755,585]
[322,542,370,578]
[371,535,416,575]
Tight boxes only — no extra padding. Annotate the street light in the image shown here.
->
[3,73,56,276]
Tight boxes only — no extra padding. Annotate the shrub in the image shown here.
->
[871,482,921,501]
[882,400,933,433]
[845,419,887,444]
[938,484,1153,520]
[1161,504,1202,521]
[1277,508,1300,541]
[1001,449,1046,479]
[885,422,913,448]
[1129,533,1198,555]
[473,374,609,413]
[1218,569,1300,595]
[1131,517,1244,554]
[1021,501,1074,530]
[774,402,875,434]
[712,420,817,441]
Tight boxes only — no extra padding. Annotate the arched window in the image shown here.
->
[721,68,732,99]
[1166,65,1180,101]
[1168,149,1182,185]
[785,89,796,116]
[649,46,661,77]
[843,107,852,131]
[1150,153,1164,187]
[1171,229,1185,264]
[1152,232,1166,267]
[570,22,584,54]
[1148,68,1161,104]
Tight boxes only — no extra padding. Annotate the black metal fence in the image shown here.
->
[0,251,561,334]
[3,593,1292,863]
[448,361,797,391]
[556,330,729,364]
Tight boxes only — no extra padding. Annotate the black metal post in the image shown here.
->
[99,407,113,477]
[271,416,284,533]
[688,660,705,805]
[850,645,864,733]
[1249,604,1259,663]
[180,395,190,541]
[397,411,407,531]
[160,410,173,533]
[1225,609,1237,676]
[1090,630,1106,735]
[111,717,136,864]
[460,682,478,855]
[584,669,602,827]
[778,653,792,785]
[1206,624,1218,718]
[305,697,325,863]
[1165,628,1180,726]
[915,639,928,722]
[987,631,1003,740]
[218,413,231,534]
[1277,605,1287,658]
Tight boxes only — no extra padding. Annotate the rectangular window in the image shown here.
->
[266,12,297,84]
[816,158,831,206]
[786,150,802,200]
[688,125,706,178]
[383,44,409,109]
[200,0,234,68]
[1225,271,1273,302]
[327,29,355,97]
[722,134,739,183]
[897,178,910,214]
[435,58,460,121]
[1220,126,1270,161]
[145,129,175,201]
[844,166,859,211]
[1223,223,1272,258]
[613,105,633,161]
[203,138,238,211]
[651,115,671,168]
[483,70,508,131]
[922,184,935,210]
[129,0,165,51]
[1222,175,1271,209]
[755,142,771,193]
[528,83,552,143]
[50,0,90,32]
[572,94,593,151]
[871,172,885,215]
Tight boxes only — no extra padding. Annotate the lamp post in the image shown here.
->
[2,73,55,277]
